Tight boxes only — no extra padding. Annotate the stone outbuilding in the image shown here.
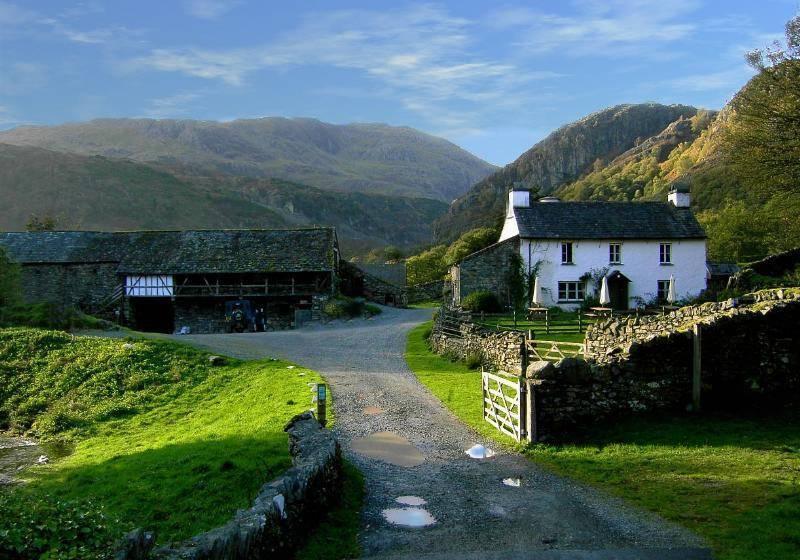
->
[0,228,340,333]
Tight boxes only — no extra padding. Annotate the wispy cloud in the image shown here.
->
[664,66,755,92]
[132,4,561,130]
[0,62,46,95]
[490,0,699,57]
[184,0,241,20]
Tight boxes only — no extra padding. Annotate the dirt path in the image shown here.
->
[178,307,710,560]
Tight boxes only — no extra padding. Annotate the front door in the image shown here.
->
[607,272,630,310]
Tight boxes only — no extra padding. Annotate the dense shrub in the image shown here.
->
[465,352,482,370]
[461,291,501,313]
[0,328,213,440]
[0,492,121,559]
[363,303,382,317]
[323,296,365,319]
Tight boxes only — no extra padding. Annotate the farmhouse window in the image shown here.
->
[561,242,574,264]
[657,280,670,303]
[558,281,584,302]
[659,243,672,264]
[609,243,622,264]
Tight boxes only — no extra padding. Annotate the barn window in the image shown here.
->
[125,275,174,297]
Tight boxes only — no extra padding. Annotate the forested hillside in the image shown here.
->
[433,104,699,242]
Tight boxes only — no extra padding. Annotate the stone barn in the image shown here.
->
[0,228,340,333]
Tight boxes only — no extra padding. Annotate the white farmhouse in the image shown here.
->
[453,186,707,310]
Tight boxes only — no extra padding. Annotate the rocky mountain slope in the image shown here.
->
[0,144,446,254]
[433,104,699,242]
[0,118,496,202]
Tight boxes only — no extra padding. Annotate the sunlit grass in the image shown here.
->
[405,321,800,560]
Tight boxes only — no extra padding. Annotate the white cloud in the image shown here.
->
[184,0,241,20]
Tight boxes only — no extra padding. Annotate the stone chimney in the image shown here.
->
[668,184,691,207]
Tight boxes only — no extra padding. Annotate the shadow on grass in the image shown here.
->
[21,435,290,544]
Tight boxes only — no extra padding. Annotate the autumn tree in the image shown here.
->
[726,15,800,196]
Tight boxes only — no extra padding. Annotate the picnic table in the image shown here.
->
[526,306,549,321]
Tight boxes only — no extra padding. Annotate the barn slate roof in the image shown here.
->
[513,202,706,240]
[118,229,337,274]
[0,231,128,263]
[0,228,338,274]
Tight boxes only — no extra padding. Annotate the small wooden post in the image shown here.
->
[692,324,701,411]
[578,313,583,333]
[513,309,517,327]
[316,383,327,426]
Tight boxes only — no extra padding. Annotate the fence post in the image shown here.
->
[578,313,583,333]
[526,381,536,443]
[519,334,530,442]
[692,324,701,411]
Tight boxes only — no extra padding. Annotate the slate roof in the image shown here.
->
[0,228,338,274]
[513,202,705,240]
[0,231,128,263]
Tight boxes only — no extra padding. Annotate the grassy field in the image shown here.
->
[0,327,332,557]
[471,310,590,344]
[406,321,800,560]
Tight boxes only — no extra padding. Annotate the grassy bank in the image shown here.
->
[405,321,800,560]
[0,328,324,557]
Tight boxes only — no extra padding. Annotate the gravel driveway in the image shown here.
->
[178,306,710,560]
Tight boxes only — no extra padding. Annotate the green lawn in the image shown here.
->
[0,327,331,557]
[405,321,800,560]
[472,311,590,344]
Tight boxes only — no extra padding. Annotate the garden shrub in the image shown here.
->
[0,492,122,559]
[461,290,501,313]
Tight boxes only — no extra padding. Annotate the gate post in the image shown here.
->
[692,324,702,411]
[526,380,536,443]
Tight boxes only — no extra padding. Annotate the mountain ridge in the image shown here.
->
[0,117,496,202]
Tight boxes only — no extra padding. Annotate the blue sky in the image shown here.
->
[0,1,796,165]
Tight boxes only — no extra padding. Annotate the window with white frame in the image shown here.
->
[561,242,574,264]
[657,280,670,303]
[659,243,672,264]
[609,242,622,264]
[558,281,585,302]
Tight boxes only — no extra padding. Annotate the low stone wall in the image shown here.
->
[530,288,800,440]
[585,288,800,360]
[430,320,524,373]
[407,280,444,304]
[119,413,341,559]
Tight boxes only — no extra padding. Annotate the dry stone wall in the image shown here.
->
[407,280,444,304]
[530,288,800,440]
[430,319,524,373]
[118,413,341,560]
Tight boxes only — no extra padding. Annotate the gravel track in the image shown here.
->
[178,306,710,559]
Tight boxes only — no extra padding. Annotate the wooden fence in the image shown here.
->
[525,339,585,363]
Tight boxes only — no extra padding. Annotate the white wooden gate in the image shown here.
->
[482,369,525,441]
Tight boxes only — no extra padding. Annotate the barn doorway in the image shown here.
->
[130,298,175,333]
[606,271,630,310]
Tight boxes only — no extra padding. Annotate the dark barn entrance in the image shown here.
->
[130,298,175,333]
[607,271,631,310]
